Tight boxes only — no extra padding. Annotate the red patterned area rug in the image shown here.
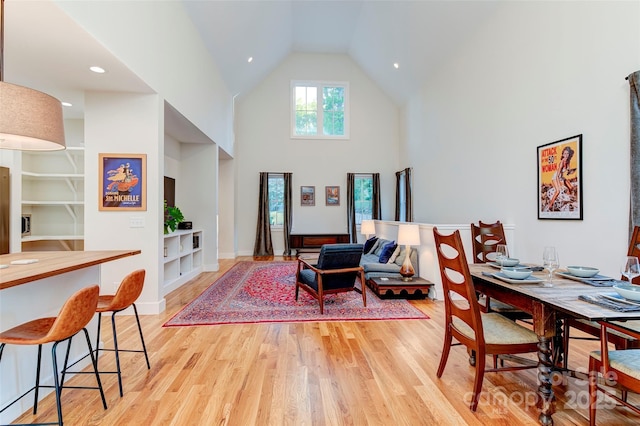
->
[163,261,429,327]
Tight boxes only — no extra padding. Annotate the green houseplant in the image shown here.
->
[164,200,184,234]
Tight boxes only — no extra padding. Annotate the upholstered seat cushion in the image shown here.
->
[590,349,640,380]
[453,313,539,345]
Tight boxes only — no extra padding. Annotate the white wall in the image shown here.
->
[56,0,234,155]
[234,53,400,255]
[84,91,165,314]
[402,1,640,279]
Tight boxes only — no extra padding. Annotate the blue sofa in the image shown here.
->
[360,237,419,281]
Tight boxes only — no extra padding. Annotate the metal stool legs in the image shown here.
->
[95,303,150,397]
[0,328,107,426]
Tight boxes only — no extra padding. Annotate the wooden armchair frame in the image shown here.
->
[589,321,640,425]
[295,245,366,314]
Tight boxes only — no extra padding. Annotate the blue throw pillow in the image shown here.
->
[378,241,397,263]
[363,236,378,254]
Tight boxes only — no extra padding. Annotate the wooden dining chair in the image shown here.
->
[433,227,539,411]
[563,226,640,369]
[588,321,640,425]
[470,220,531,321]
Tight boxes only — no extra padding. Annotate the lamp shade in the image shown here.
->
[361,219,375,236]
[0,82,66,151]
[397,223,420,246]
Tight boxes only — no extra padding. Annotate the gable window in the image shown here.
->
[354,174,373,225]
[292,81,349,139]
[268,174,285,227]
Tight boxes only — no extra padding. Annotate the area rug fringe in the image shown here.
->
[163,261,429,326]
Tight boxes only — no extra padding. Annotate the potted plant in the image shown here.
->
[164,200,184,234]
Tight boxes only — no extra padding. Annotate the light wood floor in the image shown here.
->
[12,256,640,425]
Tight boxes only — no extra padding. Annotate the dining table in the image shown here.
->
[469,263,640,426]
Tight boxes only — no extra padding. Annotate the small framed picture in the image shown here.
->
[99,153,147,211]
[300,186,315,206]
[325,186,340,206]
[537,134,582,220]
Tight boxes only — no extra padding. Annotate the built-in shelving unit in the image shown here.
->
[21,147,84,251]
[163,229,203,293]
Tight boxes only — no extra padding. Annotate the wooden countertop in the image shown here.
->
[0,250,141,290]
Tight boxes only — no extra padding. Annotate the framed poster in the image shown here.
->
[99,153,147,211]
[537,134,582,220]
[300,186,315,206]
[325,186,340,206]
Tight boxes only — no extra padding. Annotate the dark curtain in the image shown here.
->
[283,173,292,256]
[394,168,412,222]
[405,167,413,222]
[253,172,273,256]
[629,71,640,237]
[347,173,356,242]
[372,173,381,220]
[394,170,402,221]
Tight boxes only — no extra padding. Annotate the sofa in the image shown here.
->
[360,237,418,281]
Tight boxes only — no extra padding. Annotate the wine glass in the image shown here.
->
[496,244,509,271]
[620,256,640,283]
[542,246,559,287]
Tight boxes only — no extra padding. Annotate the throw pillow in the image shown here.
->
[363,236,378,254]
[378,241,397,263]
[387,245,401,264]
[395,246,409,266]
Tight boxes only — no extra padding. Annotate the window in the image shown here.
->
[268,174,285,226]
[398,170,407,222]
[292,81,349,139]
[354,174,373,225]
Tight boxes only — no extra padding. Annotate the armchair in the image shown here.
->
[295,244,366,314]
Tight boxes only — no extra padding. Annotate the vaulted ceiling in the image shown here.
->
[4,1,500,124]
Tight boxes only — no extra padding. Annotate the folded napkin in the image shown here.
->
[579,294,640,312]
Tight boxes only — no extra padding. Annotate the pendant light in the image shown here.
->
[0,0,65,151]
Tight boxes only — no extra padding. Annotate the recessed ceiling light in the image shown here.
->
[89,66,106,74]
[61,102,72,107]
[393,63,399,69]
[247,57,253,63]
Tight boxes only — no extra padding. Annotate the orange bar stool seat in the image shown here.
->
[0,285,107,426]
[94,269,150,397]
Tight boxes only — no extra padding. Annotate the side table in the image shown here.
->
[367,276,433,299]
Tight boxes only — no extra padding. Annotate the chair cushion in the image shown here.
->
[363,236,378,254]
[590,349,640,380]
[378,241,397,263]
[453,313,539,345]
[575,319,640,340]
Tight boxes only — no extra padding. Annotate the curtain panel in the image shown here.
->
[347,173,357,242]
[283,173,292,256]
[629,71,640,237]
[253,172,273,256]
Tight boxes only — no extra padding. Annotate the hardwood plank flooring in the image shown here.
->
[11,257,640,425]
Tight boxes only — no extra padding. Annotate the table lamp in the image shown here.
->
[361,219,376,240]
[397,223,420,281]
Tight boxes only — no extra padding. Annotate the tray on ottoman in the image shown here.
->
[367,276,433,299]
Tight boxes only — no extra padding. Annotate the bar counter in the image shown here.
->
[0,249,141,424]
[0,250,141,290]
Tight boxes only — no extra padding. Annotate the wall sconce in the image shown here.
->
[0,0,66,151]
[361,219,375,240]
[397,223,420,281]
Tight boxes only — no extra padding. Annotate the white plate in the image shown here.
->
[10,259,39,265]
[488,262,527,269]
[556,271,614,282]
[0,264,7,269]
[491,272,543,284]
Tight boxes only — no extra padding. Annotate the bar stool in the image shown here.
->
[94,269,150,397]
[0,285,107,426]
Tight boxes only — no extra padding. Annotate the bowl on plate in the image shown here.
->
[501,267,532,280]
[497,258,520,267]
[613,283,640,301]
[566,266,600,278]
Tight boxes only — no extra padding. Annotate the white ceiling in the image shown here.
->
[3,0,500,137]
